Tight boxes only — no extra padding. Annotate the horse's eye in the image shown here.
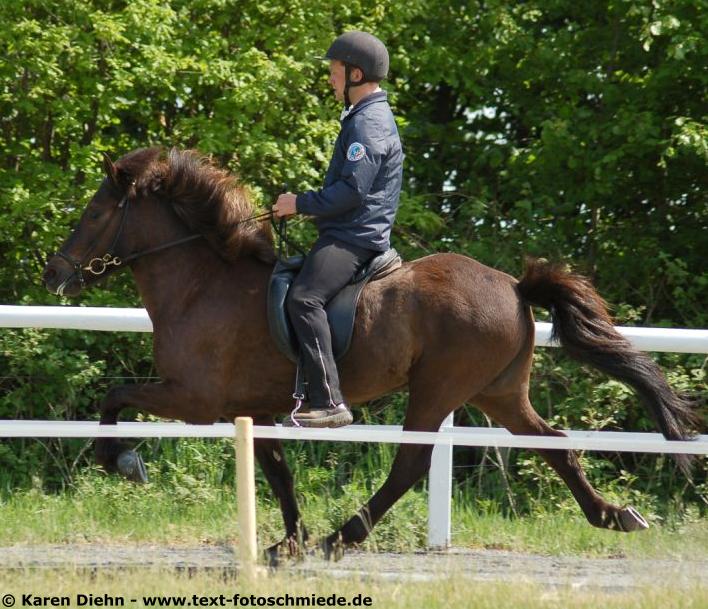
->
[90,211,101,220]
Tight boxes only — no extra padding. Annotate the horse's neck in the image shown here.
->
[125,199,275,323]
[129,240,269,322]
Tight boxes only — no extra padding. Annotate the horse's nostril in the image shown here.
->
[43,268,56,284]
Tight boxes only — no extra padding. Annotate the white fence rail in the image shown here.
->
[1,421,706,454]
[2,305,708,353]
[1,305,707,548]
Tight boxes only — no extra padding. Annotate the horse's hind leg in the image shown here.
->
[320,428,437,560]
[320,378,468,560]
[252,416,308,566]
[475,391,649,532]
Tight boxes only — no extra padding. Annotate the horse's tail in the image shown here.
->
[517,258,702,475]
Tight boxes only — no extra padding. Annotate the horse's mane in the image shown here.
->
[117,147,276,264]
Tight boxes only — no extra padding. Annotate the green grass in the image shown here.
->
[0,568,705,609]
[453,506,708,559]
[1,468,706,560]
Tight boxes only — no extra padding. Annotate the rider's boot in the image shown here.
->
[283,402,353,428]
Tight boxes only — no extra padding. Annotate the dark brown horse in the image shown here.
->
[43,147,700,562]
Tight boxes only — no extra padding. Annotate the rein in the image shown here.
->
[272,216,307,260]
[53,190,274,295]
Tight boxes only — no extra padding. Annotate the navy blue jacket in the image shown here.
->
[296,90,403,252]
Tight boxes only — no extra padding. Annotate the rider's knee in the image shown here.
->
[287,286,321,316]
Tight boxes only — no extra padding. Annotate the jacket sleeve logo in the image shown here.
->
[346,142,366,162]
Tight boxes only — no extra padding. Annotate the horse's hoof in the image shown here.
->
[264,536,305,568]
[319,536,345,562]
[264,544,281,568]
[617,506,649,532]
[117,450,148,483]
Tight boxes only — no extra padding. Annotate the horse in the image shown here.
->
[42,147,700,563]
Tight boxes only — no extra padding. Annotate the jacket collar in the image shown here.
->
[341,90,388,121]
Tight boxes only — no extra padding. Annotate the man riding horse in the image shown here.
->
[42,31,700,564]
[273,31,403,428]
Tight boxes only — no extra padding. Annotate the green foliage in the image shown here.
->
[0,0,705,520]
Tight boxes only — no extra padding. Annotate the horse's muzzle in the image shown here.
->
[42,257,82,297]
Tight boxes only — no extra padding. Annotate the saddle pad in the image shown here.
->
[267,249,401,363]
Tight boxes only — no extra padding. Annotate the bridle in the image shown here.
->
[52,185,274,296]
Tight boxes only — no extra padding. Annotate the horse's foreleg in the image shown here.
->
[96,382,212,482]
[475,391,649,532]
[252,416,307,566]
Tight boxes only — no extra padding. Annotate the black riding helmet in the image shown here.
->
[324,31,389,107]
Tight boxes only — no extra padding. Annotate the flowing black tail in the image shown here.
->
[517,258,703,475]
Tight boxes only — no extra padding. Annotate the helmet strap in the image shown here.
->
[344,63,365,109]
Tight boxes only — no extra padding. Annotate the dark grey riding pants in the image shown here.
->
[286,235,378,408]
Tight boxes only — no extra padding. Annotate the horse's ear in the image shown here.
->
[102,152,119,186]
[102,152,136,191]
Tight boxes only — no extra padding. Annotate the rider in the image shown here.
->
[273,31,403,428]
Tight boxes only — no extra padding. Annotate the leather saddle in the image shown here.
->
[267,248,402,363]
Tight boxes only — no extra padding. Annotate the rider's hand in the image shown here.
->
[273,193,298,218]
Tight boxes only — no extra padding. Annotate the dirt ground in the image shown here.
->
[1,544,706,592]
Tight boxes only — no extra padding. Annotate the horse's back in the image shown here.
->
[365,252,522,322]
[340,252,532,401]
